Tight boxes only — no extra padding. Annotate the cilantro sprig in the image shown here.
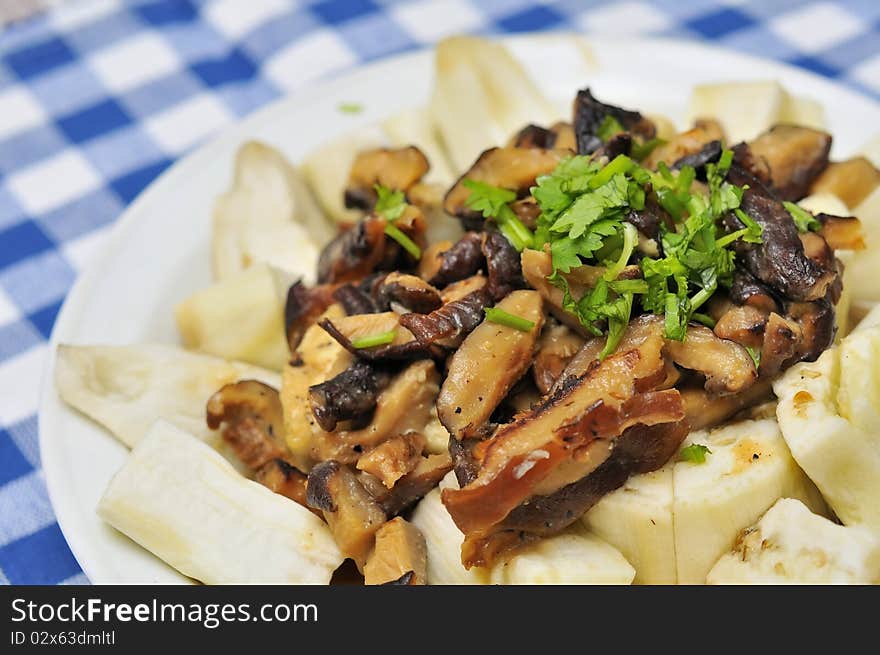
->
[463,180,534,251]
[374,184,420,259]
[783,201,821,233]
[528,148,762,355]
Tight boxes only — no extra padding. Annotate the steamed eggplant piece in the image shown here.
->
[532,321,587,395]
[344,146,430,210]
[438,290,545,439]
[363,517,428,586]
[442,318,682,565]
[443,147,563,223]
[285,281,339,350]
[375,272,442,314]
[399,286,493,349]
[206,380,289,470]
[306,460,387,570]
[308,359,397,432]
[310,360,440,464]
[573,87,656,155]
[748,125,831,201]
[724,189,838,301]
[645,119,723,170]
[356,431,427,488]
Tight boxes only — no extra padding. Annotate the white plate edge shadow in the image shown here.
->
[37,34,880,584]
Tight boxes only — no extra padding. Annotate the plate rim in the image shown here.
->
[37,32,880,584]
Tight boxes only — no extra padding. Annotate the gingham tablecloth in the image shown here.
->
[1,0,878,586]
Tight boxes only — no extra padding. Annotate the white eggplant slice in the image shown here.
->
[213,141,329,281]
[98,421,343,584]
[55,343,279,451]
[686,80,786,144]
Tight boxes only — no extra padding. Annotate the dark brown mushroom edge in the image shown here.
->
[204,86,869,581]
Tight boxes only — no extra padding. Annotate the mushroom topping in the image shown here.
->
[344,146,430,210]
[306,460,387,570]
[308,359,397,432]
[319,311,429,361]
[356,431,427,489]
[374,272,443,314]
[680,380,774,432]
[532,321,586,395]
[418,240,453,282]
[521,248,603,335]
[317,215,387,284]
[427,232,483,287]
[758,312,802,378]
[786,299,835,363]
[816,213,866,251]
[508,124,557,149]
[573,87,656,155]
[333,282,380,315]
[366,452,453,516]
[206,380,288,470]
[363,517,427,586]
[443,147,563,222]
[285,281,339,350]
[713,304,768,350]
[438,290,545,439]
[254,458,314,513]
[809,157,880,209]
[729,268,780,313]
[663,325,757,394]
[399,286,493,349]
[482,230,525,300]
[747,125,832,201]
[645,119,723,170]
[723,188,837,301]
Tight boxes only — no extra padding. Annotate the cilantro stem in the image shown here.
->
[384,223,421,259]
[691,312,716,328]
[350,330,397,349]
[690,285,715,312]
[716,228,748,249]
[589,154,633,189]
[496,205,534,251]
[484,307,536,332]
[603,222,638,281]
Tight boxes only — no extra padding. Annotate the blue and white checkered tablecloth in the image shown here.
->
[0,0,878,586]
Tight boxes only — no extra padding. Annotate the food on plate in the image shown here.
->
[98,421,343,584]
[56,35,880,585]
[774,305,880,533]
[707,498,880,584]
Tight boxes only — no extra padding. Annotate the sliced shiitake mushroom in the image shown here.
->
[532,320,586,395]
[747,125,831,201]
[344,146,430,210]
[363,517,427,586]
[356,431,427,489]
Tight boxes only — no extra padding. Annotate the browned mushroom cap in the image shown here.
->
[285,281,340,351]
[427,232,483,287]
[365,452,453,516]
[713,304,769,350]
[344,146,430,210]
[332,282,380,315]
[363,517,427,586]
[573,87,656,155]
[664,325,757,395]
[645,119,723,170]
[308,359,397,432]
[319,311,429,361]
[680,379,774,432]
[418,240,453,282]
[510,196,541,230]
[747,125,832,201]
[809,157,880,209]
[508,124,558,149]
[398,286,493,349]
[786,299,835,364]
[532,320,586,395]
[317,215,388,284]
[254,458,316,515]
[437,290,545,440]
[356,431,426,489]
[306,460,387,570]
[816,213,866,251]
[206,380,289,471]
[375,272,442,314]
[729,268,780,313]
[757,312,803,378]
[443,147,563,223]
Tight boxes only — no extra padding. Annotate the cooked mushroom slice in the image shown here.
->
[573,87,656,155]
[510,196,541,230]
[443,147,563,222]
[787,299,835,364]
[816,213,866,251]
[363,517,427,586]
[439,273,487,303]
[418,240,453,282]
[664,325,757,394]
[399,286,493,349]
[333,283,380,315]
[729,268,780,313]
[758,312,803,378]
[482,230,525,301]
[308,359,397,432]
[254,458,314,513]
[747,125,832,201]
[509,124,557,149]
[625,193,672,241]
[532,320,586,395]
[680,380,774,432]
[550,121,577,151]
[438,290,544,440]
[427,231,483,287]
[591,133,633,161]
[317,215,387,284]
[713,304,768,350]
[206,380,288,470]
[809,157,880,209]
[319,311,428,361]
[311,360,440,463]
[521,248,603,335]
[285,281,339,350]
[375,272,443,314]
[369,452,454,516]
[723,189,837,301]
[356,431,427,489]
[344,146,430,210]
[306,460,387,570]
[645,119,723,170]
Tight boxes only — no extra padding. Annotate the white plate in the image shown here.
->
[38,35,880,584]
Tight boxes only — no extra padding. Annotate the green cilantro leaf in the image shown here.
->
[679,443,712,464]
[783,201,822,233]
[374,184,406,221]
